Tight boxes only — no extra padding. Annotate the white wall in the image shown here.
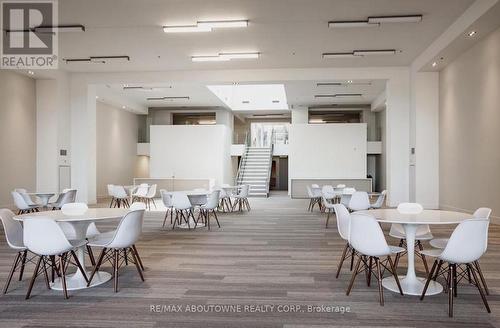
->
[149,125,231,186]
[440,26,500,218]
[413,72,440,208]
[289,123,367,179]
[96,102,140,198]
[0,71,36,207]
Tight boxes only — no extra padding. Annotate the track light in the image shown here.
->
[164,20,248,33]
[329,15,422,28]
[192,52,259,62]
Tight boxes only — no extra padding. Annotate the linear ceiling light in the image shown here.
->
[164,19,248,33]
[367,15,422,24]
[315,94,362,98]
[317,82,372,87]
[192,52,259,62]
[329,14,422,28]
[353,49,396,56]
[65,55,130,64]
[323,49,397,58]
[34,24,85,33]
[322,52,356,59]
[197,20,248,28]
[147,96,190,101]
[328,21,377,28]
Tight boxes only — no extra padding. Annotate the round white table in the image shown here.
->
[28,192,56,208]
[167,191,210,229]
[356,209,471,296]
[15,208,128,291]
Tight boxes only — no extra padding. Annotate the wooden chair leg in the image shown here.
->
[474,261,489,295]
[420,259,438,300]
[468,263,491,313]
[388,256,403,295]
[325,210,330,228]
[60,254,68,299]
[336,243,349,279]
[130,247,145,282]
[213,210,221,228]
[132,245,145,271]
[375,257,384,306]
[3,252,21,294]
[346,255,363,296]
[87,248,107,286]
[448,264,453,317]
[87,245,96,266]
[25,256,43,299]
[42,257,50,289]
[350,248,355,271]
[113,250,119,293]
[70,250,89,284]
[18,250,27,281]
[433,260,443,281]
[417,241,429,275]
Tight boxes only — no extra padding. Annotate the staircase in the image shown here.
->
[236,147,273,197]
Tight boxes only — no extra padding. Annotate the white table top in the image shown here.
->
[14,208,128,222]
[167,190,210,196]
[27,192,56,196]
[356,208,472,225]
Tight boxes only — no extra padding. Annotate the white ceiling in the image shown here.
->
[96,79,386,111]
[58,0,474,72]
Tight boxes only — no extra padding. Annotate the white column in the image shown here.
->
[36,72,70,193]
[70,78,97,204]
[385,73,411,207]
[291,106,308,124]
[412,72,439,208]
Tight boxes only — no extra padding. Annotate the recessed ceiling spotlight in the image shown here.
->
[27,70,34,75]
[467,30,477,37]
[122,106,126,109]
[95,96,99,99]
[432,62,437,67]
[163,19,248,33]
[347,80,353,83]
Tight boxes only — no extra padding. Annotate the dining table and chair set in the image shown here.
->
[309,182,492,317]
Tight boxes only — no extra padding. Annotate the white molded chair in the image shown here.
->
[340,188,356,208]
[107,184,115,207]
[87,209,146,292]
[346,213,404,306]
[218,185,233,212]
[58,203,101,266]
[232,185,250,212]
[132,184,149,203]
[321,185,336,202]
[420,219,490,317]
[430,208,492,249]
[306,186,321,212]
[332,204,358,278]
[348,191,371,211]
[322,197,335,228]
[160,189,175,227]
[129,202,147,211]
[112,185,130,208]
[371,190,387,209]
[199,190,221,230]
[390,202,432,274]
[14,189,38,206]
[429,207,492,296]
[171,192,195,229]
[1,209,30,294]
[51,189,77,210]
[12,191,39,214]
[23,217,88,299]
[143,184,157,210]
